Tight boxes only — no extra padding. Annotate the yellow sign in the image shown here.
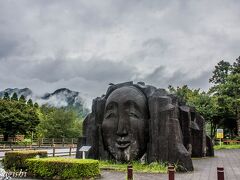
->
[217,133,223,139]
[216,129,224,139]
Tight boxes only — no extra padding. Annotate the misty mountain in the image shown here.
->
[0,88,89,117]
[0,88,33,98]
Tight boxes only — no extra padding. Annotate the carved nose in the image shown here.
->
[116,127,128,136]
[116,117,128,136]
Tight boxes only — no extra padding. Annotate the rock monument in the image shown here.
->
[81,82,214,171]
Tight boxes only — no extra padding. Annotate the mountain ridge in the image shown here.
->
[0,87,89,117]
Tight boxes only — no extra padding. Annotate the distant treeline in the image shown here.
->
[0,92,83,141]
[169,56,240,138]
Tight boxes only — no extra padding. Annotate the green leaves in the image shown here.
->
[3,92,10,100]
[168,85,216,122]
[36,106,83,138]
[207,56,240,137]
[19,95,26,103]
[209,60,231,85]
[27,99,33,106]
[3,150,48,170]
[26,157,99,179]
[0,97,40,141]
[11,92,18,101]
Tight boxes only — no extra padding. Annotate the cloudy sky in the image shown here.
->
[0,0,240,100]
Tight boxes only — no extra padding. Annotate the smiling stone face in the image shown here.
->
[101,86,149,161]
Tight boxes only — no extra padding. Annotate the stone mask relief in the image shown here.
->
[101,86,149,161]
[82,81,214,172]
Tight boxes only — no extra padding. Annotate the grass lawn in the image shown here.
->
[99,161,168,173]
[214,144,240,150]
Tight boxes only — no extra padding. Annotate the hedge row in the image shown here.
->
[26,157,100,179]
[3,150,48,170]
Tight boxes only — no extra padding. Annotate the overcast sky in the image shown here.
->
[1,0,240,99]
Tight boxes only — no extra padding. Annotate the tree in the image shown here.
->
[209,57,240,136]
[19,95,26,103]
[0,98,40,141]
[214,74,240,135]
[27,99,33,106]
[231,58,240,134]
[34,102,39,109]
[11,92,18,101]
[232,56,240,74]
[36,106,82,138]
[168,85,218,137]
[209,60,231,85]
[3,92,10,100]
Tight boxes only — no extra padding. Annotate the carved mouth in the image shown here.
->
[116,139,130,149]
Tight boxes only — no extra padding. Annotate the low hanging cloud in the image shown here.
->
[1,57,137,83]
[0,0,240,99]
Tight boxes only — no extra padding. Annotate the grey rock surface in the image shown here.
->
[81,82,213,171]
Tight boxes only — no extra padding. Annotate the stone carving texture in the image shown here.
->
[82,82,214,171]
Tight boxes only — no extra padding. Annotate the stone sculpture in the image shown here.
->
[81,82,214,171]
[102,86,149,161]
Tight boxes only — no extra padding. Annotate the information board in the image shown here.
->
[216,129,224,139]
[79,146,91,159]
[79,146,91,152]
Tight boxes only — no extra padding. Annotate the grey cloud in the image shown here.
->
[188,70,213,90]
[165,69,213,90]
[1,57,137,84]
[0,39,17,58]
[138,66,187,89]
[0,0,240,99]
[140,66,167,86]
[139,66,213,91]
[142,38,170,56]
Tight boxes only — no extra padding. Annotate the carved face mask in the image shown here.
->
[102,86,149,161]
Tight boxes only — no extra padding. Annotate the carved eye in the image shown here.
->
[105,112,116,119]
[129,112,139,119]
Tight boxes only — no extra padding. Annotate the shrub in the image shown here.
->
[16,138,32,146]
[26,157,100,179]
[3,150,48,170]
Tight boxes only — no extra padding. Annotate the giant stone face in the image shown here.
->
[82,82,213,171]
[102,86,149,161]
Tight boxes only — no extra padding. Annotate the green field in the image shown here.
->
[214,144,240,150]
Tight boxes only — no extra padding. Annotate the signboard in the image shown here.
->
[216,129,224,139]
[79,146,91,152]
[79,146,91,159]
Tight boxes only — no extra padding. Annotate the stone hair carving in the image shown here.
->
[82,82,214,171]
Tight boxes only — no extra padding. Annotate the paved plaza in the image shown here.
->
[101,149,240,180]
[1,148,239,179]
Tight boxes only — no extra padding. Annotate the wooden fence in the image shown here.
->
[0,138,78,149]
[0,146,77,159]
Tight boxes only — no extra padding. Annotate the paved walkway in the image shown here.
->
[100,149,240,180]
